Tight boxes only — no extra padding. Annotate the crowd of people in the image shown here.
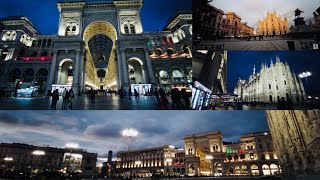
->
[47,88,75,110]
[17,86,192,110]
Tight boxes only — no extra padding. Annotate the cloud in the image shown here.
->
[0,111,269,156]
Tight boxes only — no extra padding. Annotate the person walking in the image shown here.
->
[90,88,96,104]
[51,89,59,110]
[134,89,139,98]
[62,88,67,110]
[181,89,190,109]
[69,89,75,109]
[154,88,160,105]
[128,86,132,101]
[159,88,168,109]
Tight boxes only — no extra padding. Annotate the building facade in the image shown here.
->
[116,145,185,177]
[192,50,227,110]
[0,0,192,96]
[234,56,306,103]
[193,0,225,39]
[266,110,320,180]
[183,131,280,176]
[258,12,289,36]
[0,143,97,174]
[225,12,242,37]
[240,22,254,36]
[313,7,320,27]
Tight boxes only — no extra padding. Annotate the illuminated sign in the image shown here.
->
[63,153,83,170]
[22,56,53,61]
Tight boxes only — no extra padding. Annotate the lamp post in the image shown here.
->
[122,128,138,175]
[299,71,312,93]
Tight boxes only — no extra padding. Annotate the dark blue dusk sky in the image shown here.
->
[0,111,269,157]
[227,51,320,97]
[0,0,192,35]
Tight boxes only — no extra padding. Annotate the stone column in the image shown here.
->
[46,50,58,92]
[82,53,87,93]
[120,48,129,88]
[144,48,156,85]
[141,65,147,83]
[116,47,123,89]
[73,50,81,95]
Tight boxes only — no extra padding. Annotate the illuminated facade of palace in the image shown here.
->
[0,0,192,96]
[0,143,97,174]
[234,56,306,103]
[184,131,280,176]
[115,130,280,177]
[258,12,289,36]
[266,110,320,180]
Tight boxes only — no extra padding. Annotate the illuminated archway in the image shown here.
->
[128,58,145,84]
[195,147,211,176]
[83,21,118,89]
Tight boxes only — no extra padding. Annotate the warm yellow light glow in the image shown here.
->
[165,158,172,163]
[205,155,213,160]
[65,143,79,149]
[32,150,45,156]
[4,157,13,161]
[135,160,142,165]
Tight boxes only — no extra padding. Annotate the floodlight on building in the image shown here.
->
[264,132,268,135]
[165,158,173,163]
[4,157,13,161]
[205,155,213,160]
[65,143,79,149]
[32,150,45,156]
[316,97,319,100]
[135,160,142,165]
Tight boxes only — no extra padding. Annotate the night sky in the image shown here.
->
[0,0,192,35]
[227,51,320,97]
[0,111,269,157]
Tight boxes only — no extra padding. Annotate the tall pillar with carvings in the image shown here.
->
[144,48,156,85]
[46,50,58,92]
[120,48,129,88]
[72,50,81,95]
[116,47,123,89]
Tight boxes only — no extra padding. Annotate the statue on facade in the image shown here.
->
[295,8,304,18]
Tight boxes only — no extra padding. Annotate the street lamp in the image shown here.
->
[122,128,138,174]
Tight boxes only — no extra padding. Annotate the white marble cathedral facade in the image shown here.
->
[0,0,192,95]
[234,56,306,103]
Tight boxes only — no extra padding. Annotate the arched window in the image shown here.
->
[42,39,47,47]
[167,49,174,56]
[124,24,129,34]
[66,26,71,35]
[155,36,161,45]
[150,37,156,46]
[130,24,136,34]
[72,26,76,32]
[168,36,174,45]
[22,68,35,82]
[161,36,167,45]
[9,68,21,82]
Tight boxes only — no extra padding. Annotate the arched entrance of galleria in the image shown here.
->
[49,21,120,95]
[83,21,118,91]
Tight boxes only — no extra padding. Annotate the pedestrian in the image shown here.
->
[46,90,51,98]
[62,88,67,110]
[90,88,96,104]
[159,88,168,109]
[134,89,139,98]
[119,87,124,100]
[154,88,160,105]
[64,89,70,110]
[51,89,59,110]
[128,86,132,101]
[277,97,286,110]
[181,89,190,109]
[69,89,75,109]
